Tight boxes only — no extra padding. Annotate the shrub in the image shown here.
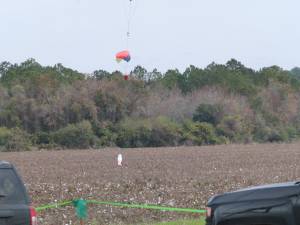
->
[0,127,11,147]
[150,116,183,146]
[193,104,223,125]
[253,125,295,143]
[286,126,298,140]
[268,129,289,142]
[216,116,251,142]
[116,118,152,148]
[183,120,222,145]
[116,117,182,148]
[52,120,96,148]
[34,131,52,145]
[96,128,117,147]
[0,127,31,152]
[32,131,58,149]
[92,122,118,147]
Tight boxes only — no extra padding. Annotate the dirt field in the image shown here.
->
[1,143,300,225]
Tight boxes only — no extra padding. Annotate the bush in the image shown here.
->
[0,127,11,147]
[52,120,96,148]
[32,131,59,149]
[34,131,52,145]
[150,116,183,146]
[93,123,117,147]
[96,128,117,147]
[116,117,182,148]
[267,129,289,142]
[183,120,223,145]
[217,116,251,142]
[116,118,152,148]
[0,127,31,152]
[286,127,298,140]
[193,104,223,125]
[253,125,295,143]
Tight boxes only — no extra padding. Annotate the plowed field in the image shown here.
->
[1,143,300,225]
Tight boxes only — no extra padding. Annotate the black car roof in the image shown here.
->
[0,161,13,169]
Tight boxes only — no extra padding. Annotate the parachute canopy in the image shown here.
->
[116,50,131,63]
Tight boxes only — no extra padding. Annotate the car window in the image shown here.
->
[0,169,26,204]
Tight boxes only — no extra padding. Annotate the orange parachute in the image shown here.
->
[116,50,131,63]
[115,0,136,81]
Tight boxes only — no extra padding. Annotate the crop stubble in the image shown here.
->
[0,143,300,224]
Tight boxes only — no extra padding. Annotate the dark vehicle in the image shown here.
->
[205,181,300,225]
[0,161,37,225]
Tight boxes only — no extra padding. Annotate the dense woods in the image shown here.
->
[1,58,300,151]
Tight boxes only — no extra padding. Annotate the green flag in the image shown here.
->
[73,199,87,219]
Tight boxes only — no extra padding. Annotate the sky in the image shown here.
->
[0,0,299,73]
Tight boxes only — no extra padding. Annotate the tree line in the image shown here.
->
[1,58,300,151]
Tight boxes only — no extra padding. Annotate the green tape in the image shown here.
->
[87,200,206,214]
[36,199,206,215]
[36,200,73,212]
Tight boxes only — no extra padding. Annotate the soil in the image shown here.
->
[1,143,300,225]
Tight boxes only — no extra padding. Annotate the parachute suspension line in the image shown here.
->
[125,0,133,77]
[116,0,135,80]
[126,0,133,50]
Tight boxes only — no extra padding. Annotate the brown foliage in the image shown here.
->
[143,85,254,123]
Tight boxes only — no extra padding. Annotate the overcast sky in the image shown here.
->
[0,0,299,73]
